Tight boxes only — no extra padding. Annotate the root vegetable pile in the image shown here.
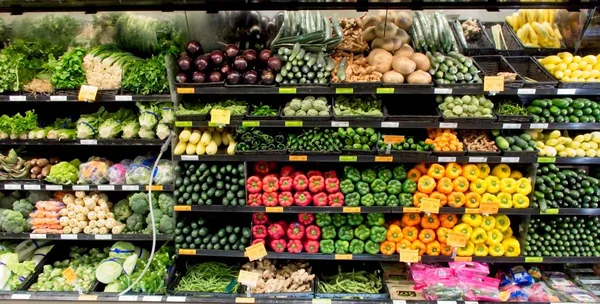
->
[242,260,315,293]
[460,130,499,152]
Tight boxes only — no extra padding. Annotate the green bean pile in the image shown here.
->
[497,102,528,115]
[318,267,382,294]
[176,262,239,293]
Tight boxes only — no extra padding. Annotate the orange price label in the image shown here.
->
[454,256,473,262]
[146,185,163,191]
[174,205,192,211]
[383,135,405,144]
[465,208,480,214]
[176,87,195,94]
[484,76,505,92]
[334,254,353,260]
[78,295,98,301]
[399,249,419,263]
[479,201,499,214]
[289,155,308,161]
[343,207,361,213]
[210,109,231,125]
[403,207,420,213]
[62,267,77,284]
[235,298,255,304]
[265,207,283,213]
[245,243,268,261]
[447,231,468,247]
[375,156,393,162]
[78,85,98,102]
[178,249,196,255]
[419,198,440,214]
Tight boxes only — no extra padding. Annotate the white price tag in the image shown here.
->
[143,296,163,302]
[60,234,78,240]
[11,294,31,300]
[439,122,458,128]
[392,301,407,304]
[23,184,41,190]
[50,95,68,101]
[180,155,199,161]
[437,302,457,304]
[4,184,21,190]
[45,185,63,191]
[98,185,115,191]
[166,296,187,302]
[122,185,140,191]
[469,157,487,163]
[530,123,548,129]
[517,88,536,95]
[331,121,349,127]
[80,139,97,145]
[501,157,520,163]
[438,157,456,162]
[464,302,479,304]
[95,234,112,240]
[115,95,133,101]
[557,88,576,95]
[29,234,46,239]
[9,96,26,101]
[73,185,90,191]
[503,123,522,129]
[434,88,452,94]
[118,295,139,302]
[380,121,399,128]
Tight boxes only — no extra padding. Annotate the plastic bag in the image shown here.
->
[462,276,501,302]
[152,160,173,185]
[108,163,127,185]
[510,266,533,287]
[525,282,556,302]
[449,261,490,278]
[126,163,151,184]
[78,158,112,185]
[423,278,463,300]
[544,271,577,290]
[558,287,600,303]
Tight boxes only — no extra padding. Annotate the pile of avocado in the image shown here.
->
[494,131,537,152]
[527,98,600,123]
[533,164,600,209]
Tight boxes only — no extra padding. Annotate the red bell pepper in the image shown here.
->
[279,176,292,191]
[325,177,340,194]
[278,191,293,207]
[312,192,328,206]
[287,239,303,253]
[252,239,266,246]
[275,220,288,232]
[252,213,269,225]
[254,162,271,175]
[269,162,277,171]
[307,170,322,178]
[293,174,308,191]
[270,239,286,252]
[294,191,312,206]
[324,170,338,179]
[262,192,278,206]
[328,193,344,206]
[286,222,305,240]
[280,166,295,177]
[292,171,305,178]
[298,213,315,225]
[304,240,320,253]
[267,223,285,240]
[305,225,321,240]
[262,175,279,193]
[247,176,263,194]
[252,225,267,239]
[308,176,325,193]
[248,193,263,206]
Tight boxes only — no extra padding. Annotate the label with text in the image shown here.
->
[245,243,268,261]
[381,122,399,128]
[479,201,499,214]
[78,85,98,101]
[484,76,505,92]
[343,207,361,213]
[376,87,394,94]
[210,109,231,125]
[419,198,440,214]
[238,270,260,287]
[399,249,419,263]
[446,231,468,247]
[289,155,308,161]
[383,135,405,144]
[375,156,393,162]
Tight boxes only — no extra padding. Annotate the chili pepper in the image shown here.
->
[262,192,278,206]
[340,179,355,194]
[370,179,387,193]
[361,193,375,206]
[335,240,350,254]
[345,192,361,206]
[280,165,295,177]
[347,214,364,226]
[370,226,387,243]
[332,214,347,227]
[278,191,293,207]
[337,225,354,241]
[254,162,271,175]
[366,213,385,227]
[349,239,365,254]
[393,166,408,181]
[315,214,332,227]
[287,239,303,253]
[304,240,320,253]
[298,213,315,225]
[322,225,337,240]
[262,175,279,193]
[324,170,337,179]
[246,176,262,193]
[252,224,268,239]
[402,179,417,194]
[386,194,399,206]
[293,174,308,191]
[252,213,269,225]
[252,239,266,246]
[286,222,305,240]
[309,175,325,193]
[279,176,293,191]
[399,193,413,206]
[354,225,371,241]
[312,192,328,206]
[374,192,388,206]
[361,169,377,183]
[267,223,285,240]
[248,193,263,206]
[270,239,286,252]
[343,166,361,183]
[294,191,312,206]
[325,177,340,194]
[305,225,321,240]
[365,240,380,254]
[320,240,335,254]
[356,181,370,196]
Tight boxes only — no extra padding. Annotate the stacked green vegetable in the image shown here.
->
[533,164,600,209]
[0,240,52,291]
[235,128,285,152]
[114,192,174,234]
[427,52,482,85]
[495,132,537,152]
[275,44,335,85]
[377,135,433,152]
[318,266,383,294]
[283,96,330,117]
[0,110,37,140]
[175,262,240,293]
[340,165,416,207]
[174,163,246,206]
[334,95,383,117]
[0,190,31,234]
[412,12,457,54]
[525,216,600,257]
[436,95,494,118]
[527,98,600,123]
[174,216,251,251]
[48,47,86,90]
[249,104,278,117]
[287,128,343,153]
[316,213,387,254]
[176,99,247,117]
[338,127,378,151]
[496,101,529,116]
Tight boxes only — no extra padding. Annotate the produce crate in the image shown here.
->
[245,105,281,120]
[432,58,485,89]
[504,56,558,88]
[243,280,315,299]
[175,114,208,121]
[376,145,432,159]
[506,22,567,56]
[450,19,495,56]
[481,22,524,56]
[281,96,332,121]
[2,241,55,293]
[534,56,600,89]
[472,55,525,89]
[495,98,532,122]
[502,150,538,158]
[380,83,433,89]
[315,277,390,300]
[437,108,497,123]
[432,150,466,156]
[383,98,440,122]
[466,150,501,156]
[332,97,386,122]
[166,261,241,297]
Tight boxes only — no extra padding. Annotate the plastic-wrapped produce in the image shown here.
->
[152,160,173,185]
[108,163,127,185]
[78,158,112,185]
[126,163,151,185]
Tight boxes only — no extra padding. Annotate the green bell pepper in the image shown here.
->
[354,225,371,241]
[344,166,361,183]
[345,192,361,206]
[337,128,347,138]
[374,192,388,206]
[386,194,399,207]
[365,240,380,254]
[332,214,347,227]
[387,180,402,195]
[340,179,355,194]
[366,213,385,227]
[370,179,387,193]
[399,193,413,206]
[360,193,375,206]
[316,214,332,227]
[347,214,364,226]
[402,179,417,194]
[369,133,378,144]
[349,239,365,254]
[322,225,337,240]
[361,168,377,183]
[377,169,393,183]
[370,226,387,242]
[393,166,407,181]
[356,181,370,196]
[335,240,350,254]
[338,225,354,241]
[320,240,335,253]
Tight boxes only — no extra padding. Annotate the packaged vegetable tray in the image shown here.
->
[332,96,385,121]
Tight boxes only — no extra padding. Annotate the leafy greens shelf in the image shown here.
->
[0,233,173,241]
[0,94,171,102]
[0,183,172,192]
[0,139,167,146]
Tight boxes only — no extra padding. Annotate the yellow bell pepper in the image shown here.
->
[502,237,521,257]
[502,226,513,238]
[469,178,488,195]
[516,178,532,195]
[489,243,505,256]
[509,170,523,179]
[480,215,496,231]
[477,163,490,178]
[462,164,480,182]
[484,176,500,194]
[461,214,482,227]
[492,164,511,179]
[457,241,475,257]
[481,193,499,204]
[474,243,488,256]
[470,227,488,244]
[497,192,513,208]
[453,223,473,238]
[486,229,504,246]
[512,193,530,208]
[494,215,511,232]
[500,178,517,194]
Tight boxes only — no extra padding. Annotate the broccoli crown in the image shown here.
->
[159,215,174,234]
[1,210,27,233]
[126,213,144,232]
[145,209,164,227]
[12,199,34,218]
[128,192,149,215]
[113,199,132,221]
[158,193,174,216]
[0,191,20,210]
[27,191,50,204]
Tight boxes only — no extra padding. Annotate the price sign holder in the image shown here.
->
[479,201,499,215]
[289,155,308,161]
[78,85,98,102]
[399,249,419,263]
[484,76,504,93]
[343,207,361,213]
[210,109,231,125]
[447,231,468,247]
[245,242,268,261]
[62,267,77,284]
[238,270,260,288]
[419,198,440,214]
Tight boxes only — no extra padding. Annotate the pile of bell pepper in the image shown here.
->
[341,165,417,207]
[246,162,344,207]
[315,213,388,254]
[251,212,322,253]
[410,163,532,209]
[385,212,520,257]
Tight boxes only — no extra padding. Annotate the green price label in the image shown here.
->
[336,88,354,94]
[537,157,556,163]
[376,88,394,94]
[339,155,357,162]
[175,121,192,127]
[208,122,220,126]
[524,257,543,263]
[285,121,303,127]
[242,121,260,127]
[541,209,559,214]
[279,87,297,94]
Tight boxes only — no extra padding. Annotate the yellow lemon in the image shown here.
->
[571,70,583,79]
[571,141,581,149]
[558,52,573,59]
[573,56,582,63]
[590,142,598,149]
[555,144,565,152]
[584,133,592,142]
[581,142,591,150]
[543,55,562,65]
[565,148,576,157]
[583,64,593,71]
[563,69,572,76]
[554,71,564,79]
[586,149,597,157]
[583,55,597,64]
[544,64,557,71]
[574,135,585,143]
[579,60,588,67]
[576,148,586,157]
[581,71,591,79]
[578,78,586,82]
[561,76,570,82]
[568,62,579,71]
[591,70,600,78]
[594,63,600,70]
[558,151,568,157]
[556,63,568,71]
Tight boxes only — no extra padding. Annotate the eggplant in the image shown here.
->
[224,44,239,59]
[195,55,210,71]
[209,71,223,83]
[267,57,282,72]
[220,64,231,75]
[246,11,261,28]
[248,25,262,41]
[192,71,206,83]
[234,56,248,71]
[260,69,275,85]
[244,70,258,84]
[186,40,203,57]
[175,73,188,83]
[259,49,272,64]
[242,49,257,63]
[210,50,225,65]
[226,70,241,85]
[178,55,192,71]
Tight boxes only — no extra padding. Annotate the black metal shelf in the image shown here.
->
[0,139,166,146]
[174,154,537,163]
[0,182,172,192]
[0,233,173,241]
[0,93,171,102]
